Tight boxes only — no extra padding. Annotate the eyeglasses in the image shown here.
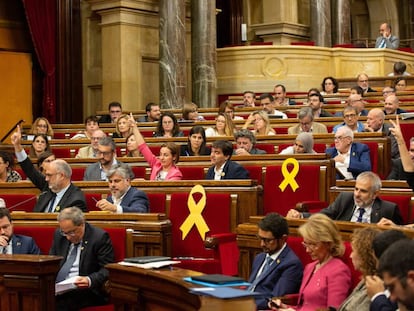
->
[37,124,48,128]
[96,150,113,156]
[302,241,318,249]
[334,136,349,141]
[344,114,357,118]
[358,80,368,83]
[256,234,277,244]
[59,227,79,237]
[44,172,59,178]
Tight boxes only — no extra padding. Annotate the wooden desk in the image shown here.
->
[106,264,255,311]
[0,254,61,311]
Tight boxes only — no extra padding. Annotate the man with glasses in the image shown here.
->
[11,126,87,213]
[84,136,132,181]
[288,107,327,134]
[357,73,376,95]
[50,207,114,310]
[0,207,40,254]
[99,101,123,123]
[260,93,287,119]
[333,107,365,133]
[248,213,302,310]
[75,129,106,159]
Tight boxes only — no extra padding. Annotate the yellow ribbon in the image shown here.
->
[278,158,300,192]
[179,184,210,240]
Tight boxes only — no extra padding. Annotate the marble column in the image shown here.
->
[191,0,216,108]
[310,0,331,47]
[332,0,351,45]
[159,0,186,109]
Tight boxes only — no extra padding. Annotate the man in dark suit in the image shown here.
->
[248,213,302,309]
[11,126,87,213]
[326,126,371,180]
[99,101,122,123]
[205,140,249,180]
[287,171,403,225]
[95,164,149,213]
[0,207,40,254]
[233,129,266,155]
[50,207,114,310]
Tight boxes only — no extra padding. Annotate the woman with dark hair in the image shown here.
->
[37,151,56,175]
[0,151,21,182]
[124,133,140,157]
[321,76,339,95]
[28,134,51,159]
[153,112,184,138]
[180,125,210,156]
[350,85,364,95]
[394,77,408,91]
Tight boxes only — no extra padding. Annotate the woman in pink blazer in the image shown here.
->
[271,214,352,311]
[128,114,182,181]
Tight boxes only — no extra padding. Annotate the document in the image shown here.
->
[118,260,181,269]
[190,286,261,299]
[55,276,78,295]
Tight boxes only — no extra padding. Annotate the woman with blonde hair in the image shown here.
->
[205,112,235,137]
[29,117,54,138]
[124,133,140,157]
[113,114,133,138]
[271,214,351,311]
[243,110,276,136]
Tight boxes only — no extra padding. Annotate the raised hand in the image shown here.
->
[10,125,23,152]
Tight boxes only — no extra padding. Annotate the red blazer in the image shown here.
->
[296,257,351,311]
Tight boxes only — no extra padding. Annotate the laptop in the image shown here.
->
[123,256,171,264]
[190,274,245,285]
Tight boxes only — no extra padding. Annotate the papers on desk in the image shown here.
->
[400,113,414,120]
[189,287,261,299]
[118,260,181,269]
[55,276,78,295]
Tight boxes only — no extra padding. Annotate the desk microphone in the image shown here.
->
[6,195,37,211]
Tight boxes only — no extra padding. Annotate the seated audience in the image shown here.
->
[153,112,184,138]
[11,125,87,213]
[279,132,316,155]
[382,86,396,99]
[234,129,267,155]
[28,134,51,159]
[388,61,410,76]
[26,117,54,140]
[205,112,235,137]
[384,94,406,115]
[306,88,321,102]
[0,207,40,254]
[95,164,149,213]
[76,129,107,159]
[320,76,339,95]
[180,102,205,121]
[288,107,328,134]
[205,140,249,180]
[242,110,276,136]
[308,93,333,117]
[270,214,352,311]
[137,102,161,122]
[338,227,380,311]
[287,171,403,225]
[71,115,100,140]
[249,213,303,310]
[37,151,56,175]
[243,90,256,107]
[332,106,365,133]
[180,125,210,156]
[112,114,133,138]
[0,150,21,182]
[326,126,371,180]
[273,84,296,106]
[260,93,288,118]
[350,85,364,96]
[348,94,368,116]
[99,101,122,123]
[394,77,408,92]
[125,133,140,157]
[51,207,114,310]
[219,100,244,120]
[129,115,182,180]
[357,73,376,95]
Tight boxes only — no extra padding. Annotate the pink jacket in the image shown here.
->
[138,143,182,181]
[296,257,351,311]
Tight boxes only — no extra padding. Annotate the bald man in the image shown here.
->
[375,23,399,49]
[384,95,406,115]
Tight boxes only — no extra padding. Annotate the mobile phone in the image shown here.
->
[267,298,280,309]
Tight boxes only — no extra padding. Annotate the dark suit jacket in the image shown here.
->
[370,293,398,311]
[84,161,133,181]
[106,186,149,213]
[317,192,403,225]
[382,123,400,159]
[248,246,303,309]
[205,160,250,180]
[387,158,409,180]
[98,114,113,123]
[19,157,87,212]
[326,143,371,179]
[12,234,40,254]
[50,222,114,307]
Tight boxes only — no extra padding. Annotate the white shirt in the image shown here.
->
[335,148,354,180]
[213,162,226,180]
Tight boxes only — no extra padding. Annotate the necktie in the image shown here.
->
[261,256,273,275]
[2,245,8,254]
[56,243,80,283]
[248,256,273,291]
[357,208,365,223]
[379,38,386,48]
[47,193,57,213]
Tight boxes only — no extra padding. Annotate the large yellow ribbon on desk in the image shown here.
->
[179,184,210,240]
[278,158,299,192]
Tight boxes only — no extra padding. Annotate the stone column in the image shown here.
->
[191,0,216,108]
[332,0,351,45]
[310,0,331,47]
[159,0,186,109]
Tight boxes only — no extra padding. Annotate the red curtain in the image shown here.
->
[22,0,56,123]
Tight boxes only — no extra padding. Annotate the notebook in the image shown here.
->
[190,274,245,285]
[123,256,171,264]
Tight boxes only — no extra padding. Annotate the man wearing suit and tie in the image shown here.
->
[11,126,87,213]
[248,213,303,310]
[375,23,399,49]
[95,164,149,213]
[50,207,114,310]
[0,207,40,254]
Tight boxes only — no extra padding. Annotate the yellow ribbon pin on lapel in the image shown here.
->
[278,158,299,192]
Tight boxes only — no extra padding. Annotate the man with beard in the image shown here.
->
[248,213,303,310]
[95,164,148,213]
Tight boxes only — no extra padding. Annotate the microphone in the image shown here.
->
[6,195,37,211]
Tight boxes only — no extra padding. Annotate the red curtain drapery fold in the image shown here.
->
[22,0,57,123]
